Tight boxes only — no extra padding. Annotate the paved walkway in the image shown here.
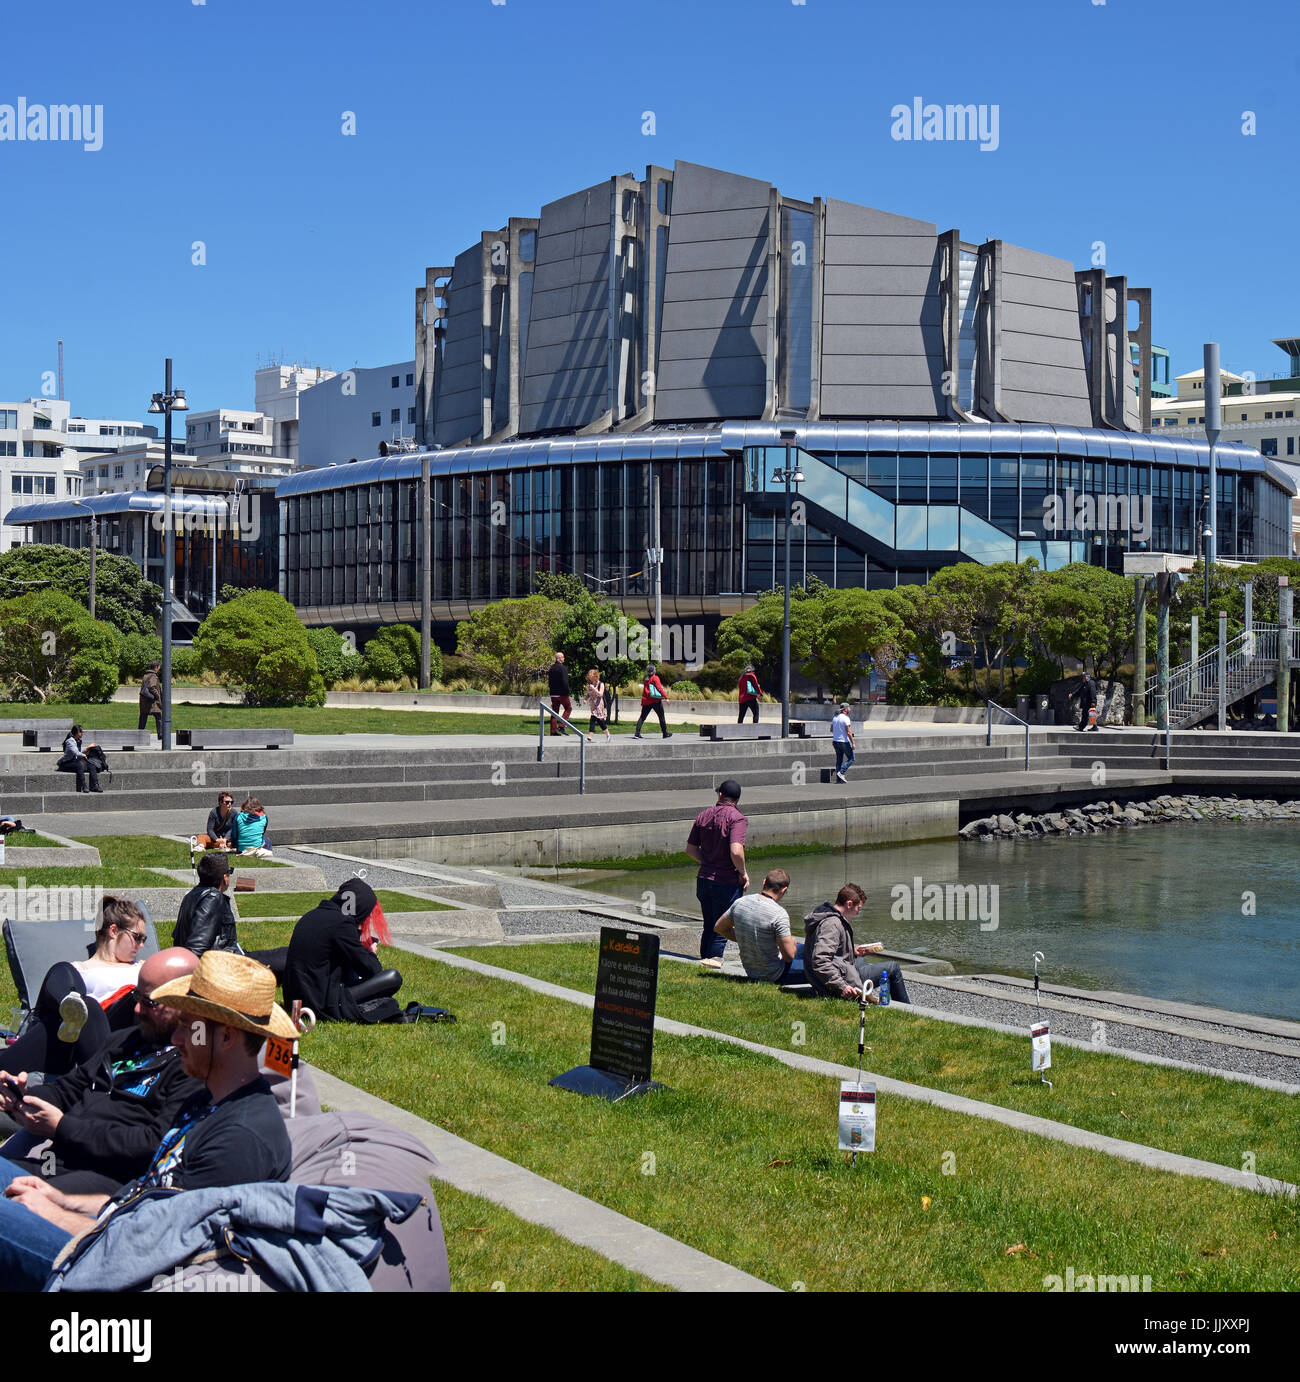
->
[414,946,1297,1198]
[307,1067,779,1292]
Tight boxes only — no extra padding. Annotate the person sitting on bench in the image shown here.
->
[712,869,804,983]
[55,725,102,794]
[283,878,409,1024]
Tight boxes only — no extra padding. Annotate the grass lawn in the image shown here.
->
[6,833,69,849]
[128,922,1298,1290]
[233,890,448,918]
[0,865,169,890]
[455,943,1300,1190]
[70,836,284,869]
[0,703,699,738]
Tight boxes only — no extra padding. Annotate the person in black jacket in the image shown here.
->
[205,792,237,848]
[282,878,406,1024]
[0,948,202,1194]
[547,651,572,736]
[173,853,239,959]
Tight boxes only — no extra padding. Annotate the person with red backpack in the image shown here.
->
[632,664,673,740]
[737,664,763,723]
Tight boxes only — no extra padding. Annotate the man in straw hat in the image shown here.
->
[0,952,295,1290]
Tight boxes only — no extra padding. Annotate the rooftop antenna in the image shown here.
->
[57,339,64,401]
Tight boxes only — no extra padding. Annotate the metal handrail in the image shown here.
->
[537,701,586,794]
[985,699,1030,770]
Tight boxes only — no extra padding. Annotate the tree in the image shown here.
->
[455,595,564,693]
[0,591,122,702]
[193,591,326,707]
[715,589,817,687]
[801,588,905,698]
[533,573,647,686]
[363,624,433,683]
[305,627,347,687]
[0,545,161,637]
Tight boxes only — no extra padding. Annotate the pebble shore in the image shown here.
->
[959,793,1300,841]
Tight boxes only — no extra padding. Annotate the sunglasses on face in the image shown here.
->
[135,990,164,1010]
[118,929,147,945]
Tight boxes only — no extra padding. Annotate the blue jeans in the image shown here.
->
[779,941,806,983]
[0,1154,74,1291]
[854,958,910,1003]
[697,877,743,960]
[834,742,855,776]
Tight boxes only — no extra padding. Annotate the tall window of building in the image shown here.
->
[0,442,14,457]
[0,410,17,429]
[1261,438,1278,457]
[390,408,400,425]
[113,464,124,479]
[391,376,399,388]
[407,407,415,424]
[405,373,413,386]
[371,412,381,427]
[1288,437,1295,456]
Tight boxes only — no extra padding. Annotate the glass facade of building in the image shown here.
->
[273,422,1294,623]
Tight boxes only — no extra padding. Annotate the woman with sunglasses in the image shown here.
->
[206,793,237,850]
[0,898,145,1081]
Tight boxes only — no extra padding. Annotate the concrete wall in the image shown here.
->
[520,181,613,433]
[998,243,1092,426]
[820,199,945,419]
[435,242,487,446]
[654,161,771,421]
[327,797,958,869]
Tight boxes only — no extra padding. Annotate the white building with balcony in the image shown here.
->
[254,362,336,464]
[183,408,295,482]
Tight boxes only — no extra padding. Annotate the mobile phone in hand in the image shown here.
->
[0,1075,24,1104]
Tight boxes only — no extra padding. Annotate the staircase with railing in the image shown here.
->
[1155,623,1297,728]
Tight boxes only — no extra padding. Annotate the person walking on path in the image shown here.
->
[685,779,748,967]
[831,703,856,783]
[583,668,611,743]
[1071,671,1099,731]
[737,664,763,724]
[547,652,572,736]
[633,664,673,739]
[138,662,162,737]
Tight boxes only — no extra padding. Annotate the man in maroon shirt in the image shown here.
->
[685,779,749,966]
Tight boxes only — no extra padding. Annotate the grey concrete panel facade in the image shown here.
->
[998,242,1093,427]
[655,162,771,421]
[520,182,614,434]
[820,199,946,419]
[434,244,487,446]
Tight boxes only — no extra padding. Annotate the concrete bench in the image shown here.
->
[176,728,294,750]
[790,721,833,739]
[697,723,779,741]
[0,719,73,735]
[23,729,152,751]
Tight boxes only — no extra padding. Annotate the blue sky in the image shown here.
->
[3,0,1296,418]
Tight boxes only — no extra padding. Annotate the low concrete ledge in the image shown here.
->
[153,865,330,893]
[3,837,101,868]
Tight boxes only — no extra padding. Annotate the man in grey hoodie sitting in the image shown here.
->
[803,883,910,1003]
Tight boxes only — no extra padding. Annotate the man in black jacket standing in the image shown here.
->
[283,878,407,1024]
[547,651,572,735]
[0,947,201,1193]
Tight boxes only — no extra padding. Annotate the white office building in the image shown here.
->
[254,362,336,464]
[183,408,295,481]
[0,396,157,549]
[298,360,417,469]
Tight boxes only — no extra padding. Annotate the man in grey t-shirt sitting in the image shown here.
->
[713,869,804,983]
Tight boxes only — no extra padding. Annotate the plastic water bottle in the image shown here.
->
[878,967,890,1006]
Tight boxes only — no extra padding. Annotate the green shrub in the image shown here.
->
[671,680,703,697]
[305,627,347,687]
[362,624,431,683]
[118,631,163,680]
[0,591,122,703]
[171,647,201,678]
[193,591,325,707]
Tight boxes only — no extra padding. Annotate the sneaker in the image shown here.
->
[700,956,724,970]
[834,771,846,783]
[57,992,89,1044]
[632,734,644,740]
[663,732,674,739]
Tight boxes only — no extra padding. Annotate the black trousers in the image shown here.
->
[138,705,161,733]
[0,962,110,1078]
[738,700,759,723]
[349,968,403,1024]
[635,702,669,736]
[246,947,288,985]
[55,758,98,791]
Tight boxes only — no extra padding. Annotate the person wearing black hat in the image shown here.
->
[282,878,407,1024]
[685,779,748,969]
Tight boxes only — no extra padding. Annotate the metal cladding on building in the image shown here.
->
[414,159,1152,445]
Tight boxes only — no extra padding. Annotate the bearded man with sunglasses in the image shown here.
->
[0,948,202,1194]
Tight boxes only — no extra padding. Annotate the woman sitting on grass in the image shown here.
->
[205,792,237,849]
[232,796,273,858]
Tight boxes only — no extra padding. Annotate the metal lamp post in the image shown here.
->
[147,360,187,751]
[1203,343,1220,611]
[69,498,97,620]
[771,430,804,738]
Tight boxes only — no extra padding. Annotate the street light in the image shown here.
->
[68,497,97,621]
[147,360,187,750]
[771,429,804,738]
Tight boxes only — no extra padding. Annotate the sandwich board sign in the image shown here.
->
[550,927,666,1102]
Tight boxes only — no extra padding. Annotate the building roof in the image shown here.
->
[4,491,247,526]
